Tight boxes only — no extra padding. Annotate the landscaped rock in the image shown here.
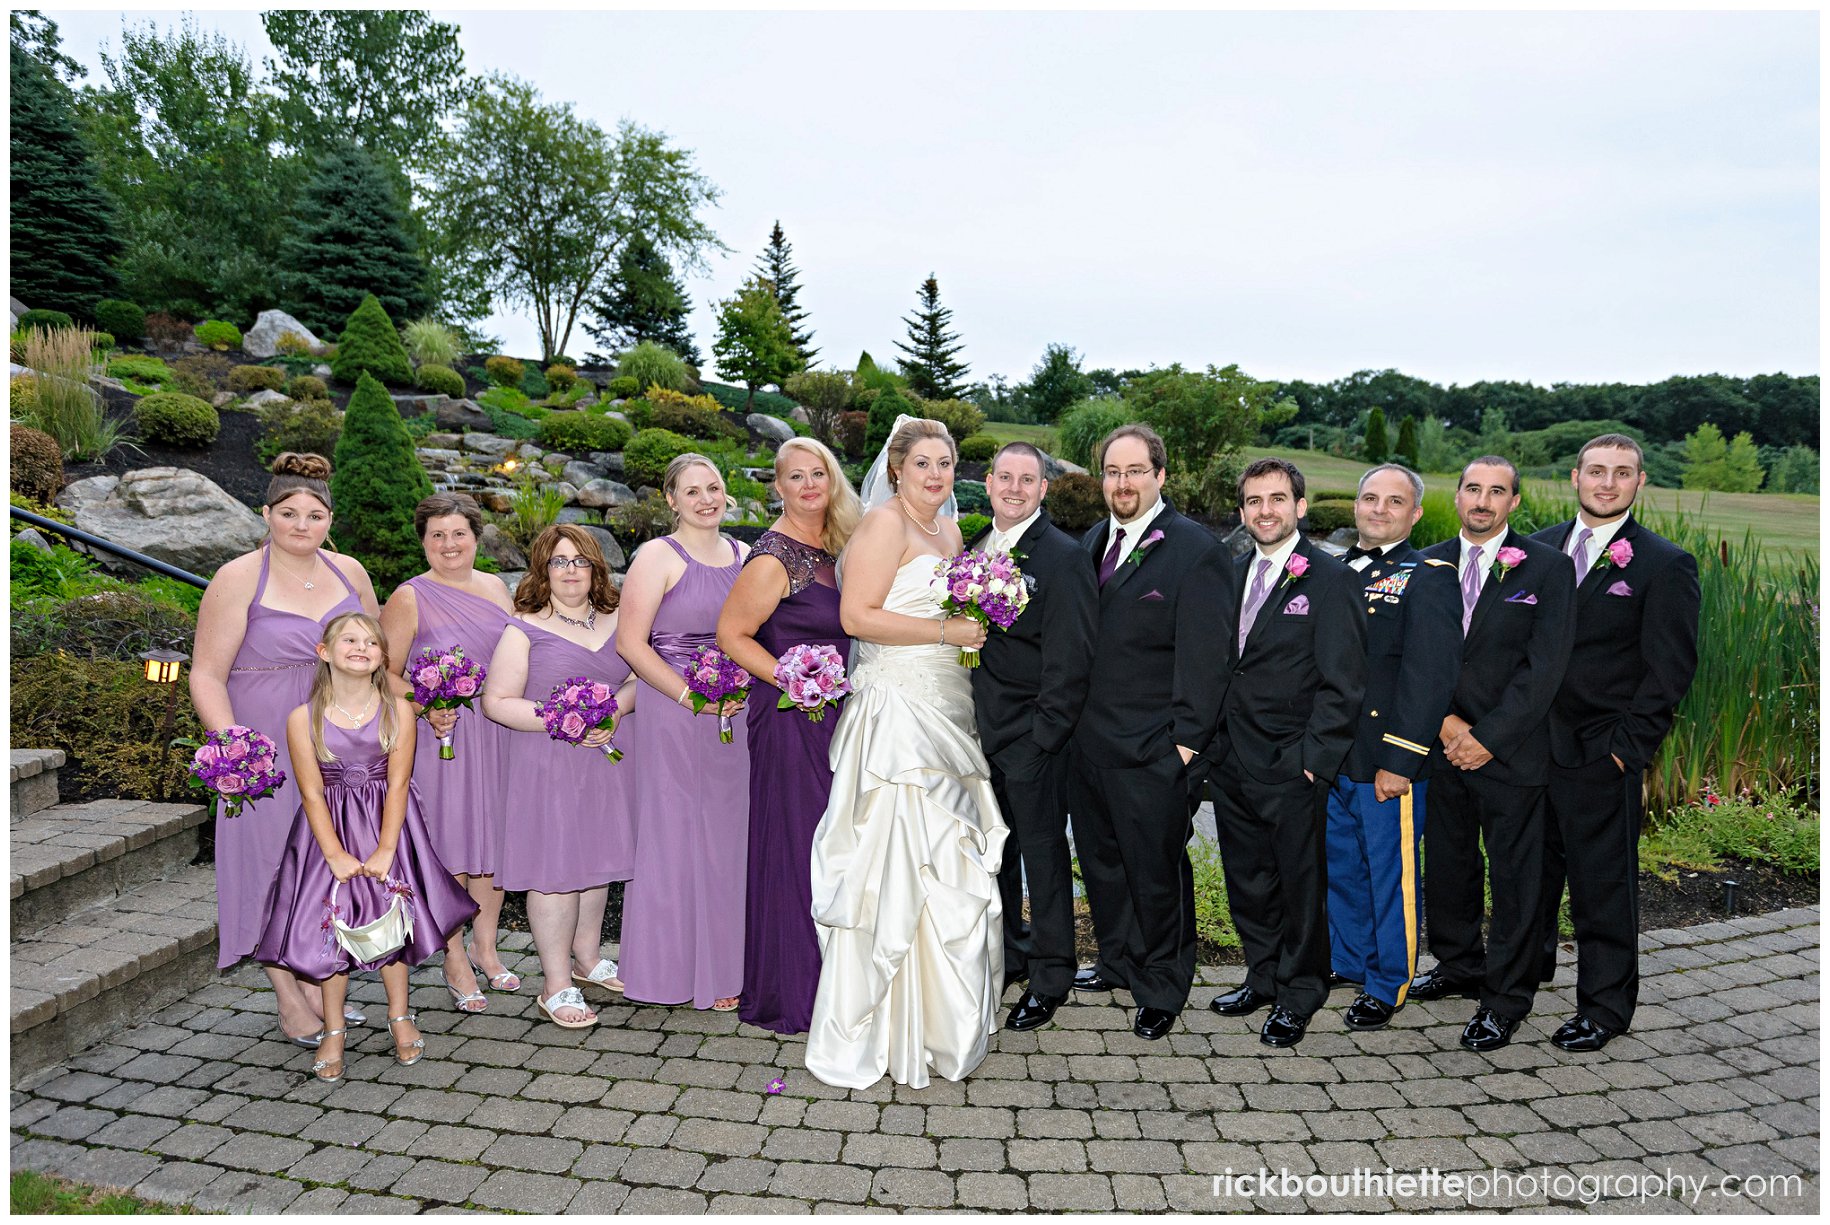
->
[590,452,626,478]
[576,478,637,510]
[515,442,545,461]
[461,432,516,458]
[1039,449,1087,480]
[55,468,267,575]
[477,523,526,571]
[311,363,333,379]
[747,413,797,445]
[243,310,321,359]
[211,392,236,409]
[13,527,53,553]
[244,389,291,409]
[416,448,464,468]
[577,526,627,572]
[499,570,526,596]
[555,508,598,525]
[391,393,448,417]
[478,490,514,514]
[551,481,579,504]
[424,432,463,450]
[790,406,811,424]
[436,398,492,432]
[562,460,607,487]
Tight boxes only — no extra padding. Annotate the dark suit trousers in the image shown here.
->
[1537,756,1642,1033]
[1422,768,1545,1021]
[992,749,1076,999]
[1210,747,1330,1018]
[1069,751,1198,1011]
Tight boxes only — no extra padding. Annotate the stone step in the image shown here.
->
[11,749,66,818]
[10,863,220,1080]
[11,799,211,938]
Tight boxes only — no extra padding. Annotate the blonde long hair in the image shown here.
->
[308,612,401,761]
[775,436,862,556]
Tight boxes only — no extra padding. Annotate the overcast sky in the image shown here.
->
[49,7,1820,387]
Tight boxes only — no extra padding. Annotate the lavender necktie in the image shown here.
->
[1237,557,1273,653]
[1460,544,1484,637]
[1570,525,1594,578]
[1098,527,1126,587]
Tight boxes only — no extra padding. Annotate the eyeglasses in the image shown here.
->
[546,556,595,571]
[1101,466,1154,483]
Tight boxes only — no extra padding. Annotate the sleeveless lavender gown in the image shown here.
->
[739,532,849,1034]
[619,536,751,1008]
[494,623,635,893]
[404,576,512,875]
[217,547,362,968]
[255,716,479,979]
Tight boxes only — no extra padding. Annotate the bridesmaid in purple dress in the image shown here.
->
[483,526,636,1029]
[190,454,379,1045]
[616,454,751,1012]
[717,438,861,1034]
[380,493,518,1015]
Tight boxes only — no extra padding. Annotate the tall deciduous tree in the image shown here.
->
[11,10,85,84]
[10,51,119,317]
[1024,343,1095,423]
[583,234,701,367]
[711,276,802,411]
[279,145,430,339]
[427,75,723,361]
[895,274,970,401]
[754,221,817,368]
[1122,363,1295,514]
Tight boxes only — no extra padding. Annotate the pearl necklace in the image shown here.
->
[897,495,942,537]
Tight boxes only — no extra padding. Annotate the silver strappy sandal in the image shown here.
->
[389,1012,425,1067]
[311,1026,350,1083]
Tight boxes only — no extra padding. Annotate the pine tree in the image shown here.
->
[583,234,700,366]
[754,221,817,368]
[1363,407,1389,463]
[332,371,433,593]
[9,52,120,318]
[1394,415,1420,469]
[279,144,429,339]
[894,274,970,401]
[331,294,414,387]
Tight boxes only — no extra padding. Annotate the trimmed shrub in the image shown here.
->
[953,480,991,515]
[607,489,679,545]
[133,392,220,448]
[520,364,549,400]
[256,398,341,468]
[143,312,192,347]
[837,410,868,458]
[275,331,313,356]
[484,355,525,388]
[11,374,40,415]
[1303,499,1356,534]
[413,363,466,398]
[172,353,231,399]
[401,318,461,368]
[538,413,633,455]
[925,398,987,444]
[228,364,286,393]
[10,491,71,535]
[1053,397,1131,469]
[194,320,242,350]
[959,434,999,464]
[607,375,640,400]
[544,363,578,391]
[10,650,202,801]
[11,424,64,502]
[620,397,654,430]
[616,342,689,394]
[88,332,115,351]
[331,295,414,387]
[865,389,913,457]
[648,387,742,441]
[331,372,432,590]
[283,374,328,401]
[1044,471,1104,531]
[958,512,991,541]
[18,308,74,331]
[623,427,699,490]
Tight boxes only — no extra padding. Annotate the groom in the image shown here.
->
[1069,423,1235,1040]
[966,442,1097,1032]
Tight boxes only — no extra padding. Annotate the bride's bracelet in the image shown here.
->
[938,620,947,647]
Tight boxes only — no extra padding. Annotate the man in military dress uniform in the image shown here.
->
[1324,464,1462,1032]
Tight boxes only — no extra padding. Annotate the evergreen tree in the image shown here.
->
[9,52,119,318]
[1394,415,1420,469]
[583,234,700,366]
[332,371,433,593]
[710,276,801,411]
[894,274,971,401]
[754,221,817,368]
[865,388,915,457]
[280,145,430,339]
[331,294,414,387]
[1363,407,1389,462]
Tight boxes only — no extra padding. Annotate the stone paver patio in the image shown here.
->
[10,908,1818,1214]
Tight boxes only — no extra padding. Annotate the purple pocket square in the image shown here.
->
[1139,589,1164,601]
[1606,580,1633,597]
[1284,594,1310,615]
[1504,590,1538,605]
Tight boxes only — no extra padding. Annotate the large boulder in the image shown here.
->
[577,525,627,572]
[562,460,607,488]
[460,432,516,458]
[242,310,321,359]
[56,468,267,576]
[1039,449,1086,481]
[747,413,797,445]
[576,478,637,510]
[590,451,626,479]
[435,398,492,432]
[790,406,811,424]
[476,523,526,571]
[244,388,291,409]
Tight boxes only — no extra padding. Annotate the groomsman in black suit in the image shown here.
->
[1411,456,1575,1052]
[966,442,1097,1033]
[1070,424,1235,1041]
[1206,457,1366,1047]
[1530,434,1699,1052]
[1325,464,1461,1033]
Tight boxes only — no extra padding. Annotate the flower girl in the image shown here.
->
[255,613,478,1083]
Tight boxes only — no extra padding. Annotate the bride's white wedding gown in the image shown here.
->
[805,554,1010,1089]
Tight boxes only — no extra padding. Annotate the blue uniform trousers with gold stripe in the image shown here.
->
[1325,775,1427,1008]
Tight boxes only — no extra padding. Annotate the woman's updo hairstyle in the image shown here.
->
[267,452,334,511]
[884,417,955,492]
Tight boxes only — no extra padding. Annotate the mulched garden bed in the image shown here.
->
[65,387,271,510]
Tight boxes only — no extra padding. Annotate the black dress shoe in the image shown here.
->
[1072,967,1119,993]
[1260,1006,1310,1047]
[1133,1007,1177,1040]
[1460,1007,1520,1052]
[1343,993,1398,1032]
[1208,984,1273,1017]
[1005,991,1064,1032]
[1408,966,1482,1001]
[1550,1014,1620,1052]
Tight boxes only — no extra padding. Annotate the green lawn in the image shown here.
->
[12,1171,187,1214]
[979,421,1058,449]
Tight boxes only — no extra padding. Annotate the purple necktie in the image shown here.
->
[1570,526,1594,578]
[1460,544,1484,637]
[1237,557,1273,653]
[1098,527,1126,587]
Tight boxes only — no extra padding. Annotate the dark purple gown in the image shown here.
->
[739,532,850,1034]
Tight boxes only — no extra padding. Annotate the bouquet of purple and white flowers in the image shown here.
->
[684,645,751,744]
[536,676,623,762]
[187,725,288,819]
[773,643,852,723]
[933,548,1030,668]
[407,644,487,760]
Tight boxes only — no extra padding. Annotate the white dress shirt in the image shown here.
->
[1100,495,1169,566]
[1567,514,1627,575]
[986,507,1041,556]
[1457,531,1506,601]
[1240,530,1302,619]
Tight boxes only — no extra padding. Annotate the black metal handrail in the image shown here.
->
[10,505,210,590]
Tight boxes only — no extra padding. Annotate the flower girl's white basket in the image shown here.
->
[328,876,413,961]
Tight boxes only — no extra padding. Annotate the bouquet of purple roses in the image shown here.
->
[684,645,751,744]
[773,643,852,723]
[407,644,487,761]
[187,725,288,819]
[932,548,1030,668]
[536,676,623,762]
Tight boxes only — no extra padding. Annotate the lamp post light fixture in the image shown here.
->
[139,649,190,801]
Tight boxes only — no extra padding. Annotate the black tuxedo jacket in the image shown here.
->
[1072,500,1236,769]
[1530,514,1700,772]
[1212,536,1367,785]
[1341,542,1463,783]
[966,508,1097,775]
[1421,528,1576,787]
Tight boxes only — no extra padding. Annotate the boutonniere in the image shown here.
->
[1125,528,1166,567]
[1278,552,1310,590]
[1591,538,1633,572]
[1491,545,1528,583]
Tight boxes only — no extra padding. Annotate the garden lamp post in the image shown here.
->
[139,649,188,802]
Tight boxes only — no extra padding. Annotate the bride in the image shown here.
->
[804,415,1010,1089]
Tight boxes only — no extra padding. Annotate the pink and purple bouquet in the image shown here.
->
[773,643,852,723]
[536,676,623,762]
[187,725,287,820]
[933,549,1030,668]
[407,644,488,760]
[685,645,752,744]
